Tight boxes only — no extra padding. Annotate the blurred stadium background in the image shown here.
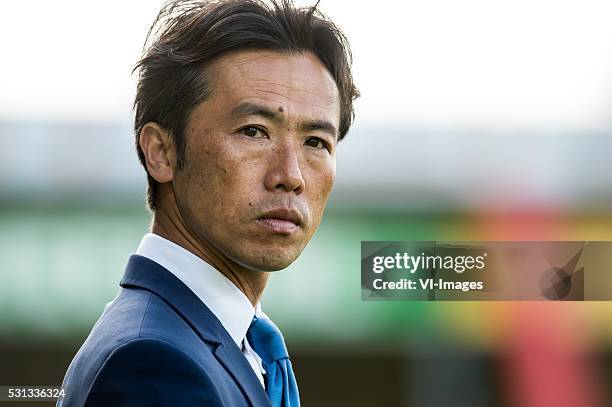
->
[2,0,612,406]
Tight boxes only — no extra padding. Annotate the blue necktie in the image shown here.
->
[246,316,300,407]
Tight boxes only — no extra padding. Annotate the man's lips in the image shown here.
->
[256,208,303,234]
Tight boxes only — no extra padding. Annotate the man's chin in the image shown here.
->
[246,258,297,273]
[234,250,301,272]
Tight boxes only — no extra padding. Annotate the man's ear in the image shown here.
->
[139,122,177,184]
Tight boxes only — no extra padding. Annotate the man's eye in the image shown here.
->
[305,137,329,150]
[241,126,267,138]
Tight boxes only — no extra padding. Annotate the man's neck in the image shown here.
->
[150,199,269,307]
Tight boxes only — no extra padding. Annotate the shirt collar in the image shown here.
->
[135,233,256,348]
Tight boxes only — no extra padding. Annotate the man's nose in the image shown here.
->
[264,143,305,195]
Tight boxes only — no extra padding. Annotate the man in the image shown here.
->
[58,0,358,406]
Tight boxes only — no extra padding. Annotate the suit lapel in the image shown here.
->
[120,255,272,407]
[214,341,272,407]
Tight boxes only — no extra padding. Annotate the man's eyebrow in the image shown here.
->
[231,101,338,139]
[301,120,338,140]
[231,102,280,122]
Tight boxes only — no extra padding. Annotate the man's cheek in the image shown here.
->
[310,170,335,203]
[191,153,233,192]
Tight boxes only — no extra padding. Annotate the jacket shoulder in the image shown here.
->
[60,287,210,406]
[82,338,223,406]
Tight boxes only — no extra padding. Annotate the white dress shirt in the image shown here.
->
[135,233,267,387]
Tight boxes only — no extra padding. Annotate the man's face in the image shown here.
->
[172,50,340,271]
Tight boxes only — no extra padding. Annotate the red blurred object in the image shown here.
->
[504,303,603,407]
[475,208,570,241]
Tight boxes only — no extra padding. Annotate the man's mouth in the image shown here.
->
[256,208,303,235]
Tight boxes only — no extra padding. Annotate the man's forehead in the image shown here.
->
[207,50,340,115]
[212,50,333,82]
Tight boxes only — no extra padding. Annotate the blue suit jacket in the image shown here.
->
[58,255,272,407]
